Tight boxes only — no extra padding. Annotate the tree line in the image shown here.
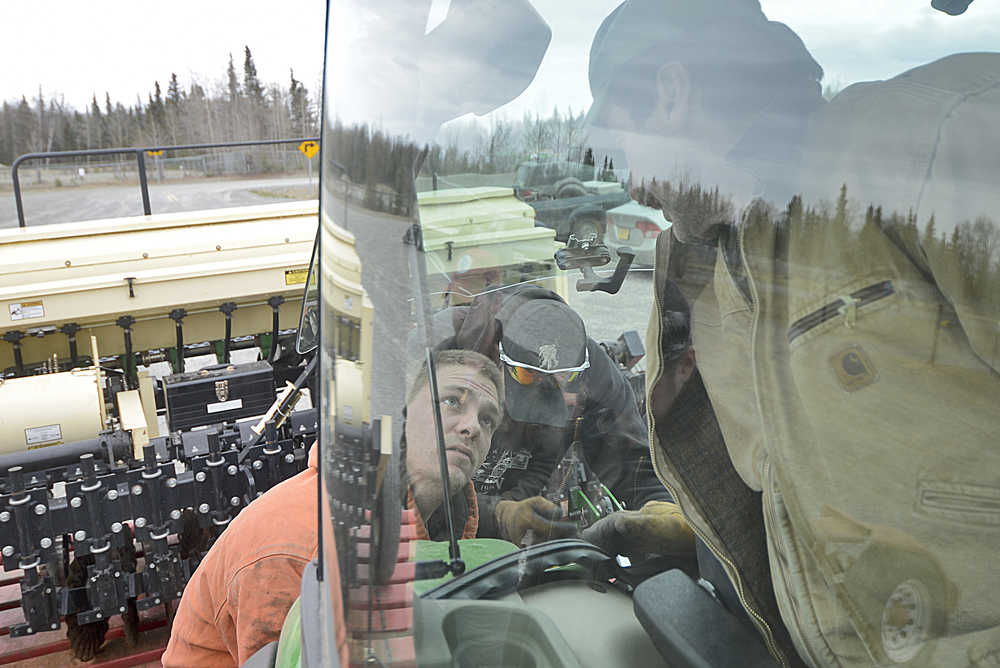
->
[0,47,319,166]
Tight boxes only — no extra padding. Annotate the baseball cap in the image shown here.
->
[497,297,589,427]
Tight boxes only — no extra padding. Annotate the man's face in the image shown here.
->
[405,363,502,498]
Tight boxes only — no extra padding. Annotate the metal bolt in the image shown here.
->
[215,245,222,251]
[155,598,161,604]
[114,571,120,578]
[252,460,263,470]
[227,465,237,476]
[256,492,263,498]
[135,517,147,528]
[111,522,123,533]
[96,612,102,619]
[26,627,32,634]
[230,496,240,507]
[51,623,58,630]
[131,484,143,496]
[0,512,9,522]
[166,477,177,488]
[119,606,126,613]
[2,546,14,557]
[69,497,82,509]
[107,489,119,501]
[199,503,209,514]
[148,563,155,570]
[40,537,52,549]
[170,509,181,520]
[195,472,207,483]
[177,590,183,597]
[142,252,149,259]
[74,530,86,541]
[284,453,294,464]
[34,503,48,515]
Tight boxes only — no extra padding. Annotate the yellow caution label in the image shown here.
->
[298,140,320,159]
[147,150,164,157]
[9,299,44,321]
[285,268,309,286]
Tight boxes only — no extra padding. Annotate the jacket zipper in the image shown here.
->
[648,233,789,668]
[737,222,791,668]
[646,445,790,668]
[787,281,894,343]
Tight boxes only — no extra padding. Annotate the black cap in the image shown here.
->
[498,296,588,427]
[499,298,587,372]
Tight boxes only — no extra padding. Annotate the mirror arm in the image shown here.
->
[576,248,635,294]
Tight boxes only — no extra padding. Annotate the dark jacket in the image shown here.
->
[455,286,669,538]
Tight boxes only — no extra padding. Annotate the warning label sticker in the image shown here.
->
[284,269,308,286]
[9,300,44,321]
[26,424,63,448]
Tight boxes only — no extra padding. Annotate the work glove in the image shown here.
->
[66,614,109,661]
[583,501,695,558]
[65,553,109,661]
[495,496,579,545]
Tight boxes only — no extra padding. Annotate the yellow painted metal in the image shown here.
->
[116,390,149,457]
[0,202,317,370]
[319,208,373,422]
[137,370,160,440]
[0,368,104,454]
[91,336,108,429]
[415,187,566,306]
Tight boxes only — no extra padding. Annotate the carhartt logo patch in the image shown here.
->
[832,345,877,392]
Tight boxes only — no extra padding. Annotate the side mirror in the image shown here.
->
[296,231,320,355]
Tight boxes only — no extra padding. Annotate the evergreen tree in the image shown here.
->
[0,101,12,164]
[288,69,312,137]
[14,96,37,157]
[243,47,265,103]
[167,74,184,106]
[921,214,937,251]
[226,54,241,104]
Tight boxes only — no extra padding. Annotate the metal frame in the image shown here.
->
[10,138,320,228]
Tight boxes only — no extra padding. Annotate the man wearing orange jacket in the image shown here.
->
[162,349,503,668]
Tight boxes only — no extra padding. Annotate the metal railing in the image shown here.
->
[10,138,319,228]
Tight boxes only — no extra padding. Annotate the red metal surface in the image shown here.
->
[0,618,167,665]
[90,646,166,668]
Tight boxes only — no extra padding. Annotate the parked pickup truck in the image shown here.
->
[513,160,629,242]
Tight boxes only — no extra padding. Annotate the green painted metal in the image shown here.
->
[274,597,303,668]
[413,538,520,595]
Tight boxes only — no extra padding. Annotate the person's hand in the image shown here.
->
[66,614,108,661]
[495,496,579,545]
[583,501,695,557]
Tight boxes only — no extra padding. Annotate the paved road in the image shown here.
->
[0,176,317,228]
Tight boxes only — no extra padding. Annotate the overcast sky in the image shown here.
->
[2,1,327,109]
[3,0,998,115]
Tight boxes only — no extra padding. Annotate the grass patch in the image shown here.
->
[249,185,318,200]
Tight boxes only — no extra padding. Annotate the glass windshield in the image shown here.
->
[318,2,999,666]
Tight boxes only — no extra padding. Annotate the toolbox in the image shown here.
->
[163,360,275,431]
